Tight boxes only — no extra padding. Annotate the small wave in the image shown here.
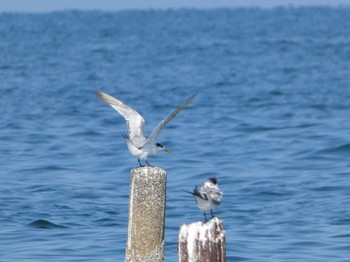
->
[316,143,350,155]
[299,143,350,161]
[28,219,67,229]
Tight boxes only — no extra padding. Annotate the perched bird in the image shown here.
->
[96,90,195,166]
[187,177,223,221]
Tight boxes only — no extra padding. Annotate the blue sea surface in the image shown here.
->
[1,7,350,261]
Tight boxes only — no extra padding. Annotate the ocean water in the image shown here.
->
[1,7,350,261]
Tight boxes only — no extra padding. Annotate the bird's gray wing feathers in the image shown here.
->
[97,91,147,147]
[193,186,208,200]
[207,190,223,204]
[147,95,196,145]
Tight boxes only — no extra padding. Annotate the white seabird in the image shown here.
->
[97,90,195,166]
[187,177,223,221]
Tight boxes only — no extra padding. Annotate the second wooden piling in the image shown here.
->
[178,217,226,262]
[125,166,167,262]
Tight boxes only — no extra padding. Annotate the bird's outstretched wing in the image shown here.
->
[147,95,196,145]
[96,91,147,147]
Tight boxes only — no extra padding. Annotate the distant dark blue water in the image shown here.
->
[1,7,350,261]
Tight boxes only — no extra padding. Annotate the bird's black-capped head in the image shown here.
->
[156,143,172,154]
[208,177,218,185]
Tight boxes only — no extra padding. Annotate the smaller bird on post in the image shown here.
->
[187,177,223,221]
[96,90,196,167]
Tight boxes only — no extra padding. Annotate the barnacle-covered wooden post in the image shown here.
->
[125,166,167,262]
[178,217,226,262]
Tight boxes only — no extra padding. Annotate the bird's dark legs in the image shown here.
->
[138,159,153,167]
[203,212,208,221]
[145,160,153,167]
[204,210,215,222]
[210,209,215,218]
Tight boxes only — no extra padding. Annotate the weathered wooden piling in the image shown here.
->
[178,217,226,262]
[125,166,167,262]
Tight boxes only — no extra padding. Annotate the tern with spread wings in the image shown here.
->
[97,91,195,166]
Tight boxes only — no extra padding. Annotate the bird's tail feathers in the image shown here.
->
[184,190,195,195]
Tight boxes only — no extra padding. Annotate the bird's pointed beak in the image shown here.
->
[163,147,172,154]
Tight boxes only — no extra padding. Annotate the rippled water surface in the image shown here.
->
[1,7,350,261]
